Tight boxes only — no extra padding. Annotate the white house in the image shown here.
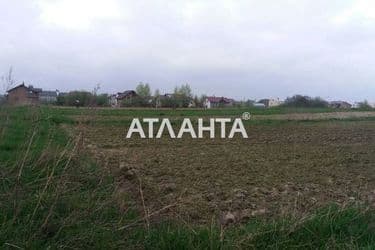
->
[257,98,283,108]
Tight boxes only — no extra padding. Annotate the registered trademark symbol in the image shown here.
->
[242,112,251,120]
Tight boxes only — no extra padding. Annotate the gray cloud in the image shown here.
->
[0,0,375,102]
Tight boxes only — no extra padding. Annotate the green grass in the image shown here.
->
[133,205,375,249]
[47,105,375,129]
[0,106,133,248]
[51,106,352,117]
[0,106,374,249]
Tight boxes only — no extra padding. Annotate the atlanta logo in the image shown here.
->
[126,117,249,139]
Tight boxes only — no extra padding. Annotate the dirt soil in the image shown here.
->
[71,112,375,224]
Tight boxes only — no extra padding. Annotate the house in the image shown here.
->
[118,90,137,100]
[6,83,41,105]
[204,96,235,109]
[6,83,60,105]
[39,90,58,103]
[109,94,118,107]
[188,100,196,108]
[329,101,352,109]
[110,90,137,107]
[253,103,266,108]
[257,98,283,108]
[352,102,361,109]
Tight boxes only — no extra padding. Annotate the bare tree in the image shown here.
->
[92,83,101,96]
[1,66,15,93]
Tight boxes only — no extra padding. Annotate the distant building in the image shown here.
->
[352,102,361,109]
[329,101,352,109]
[6,83,41,105]
[6,83,59,105]
[110,90,137,107]
[163,93,174,99]
[204,96,235,109]
[188,100,196,108]
[257,98,283,108]
[253,103,266,108]
[109,94,117,107]
[39,90,58,103]
[118,90,137,100]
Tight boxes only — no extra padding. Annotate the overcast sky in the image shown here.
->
[1,0,375,101]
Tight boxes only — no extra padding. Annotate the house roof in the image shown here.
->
[330,101,352,107]
[156,94,168,99]
[7,83,42,93]
[206,96,234,104]
[40,91,57,97]
[330,101,351,104]
[117,90,137,99]
[6,83,27,93]
[28,85,42,93]
[254,103,266,107]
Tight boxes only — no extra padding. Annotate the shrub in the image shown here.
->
[283,95,329,108]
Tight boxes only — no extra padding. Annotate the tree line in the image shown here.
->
[36,82,375,109]
[56,91,109,107]
[121,83,205,108]
[282,95,372,109]
[56,83,208,108]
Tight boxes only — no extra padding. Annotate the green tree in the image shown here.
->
[154,89,160,98]
[283,95,328,108]
[173,84,193,108]
[95,94,109,107]
[357,100,373,110]
[130,82,151,107]
[55,91,109,107]
[175,84,192,98]
[63,91,92,107]
[136,82,151,98]
[153,89,161,108]
[121,96,145,107]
